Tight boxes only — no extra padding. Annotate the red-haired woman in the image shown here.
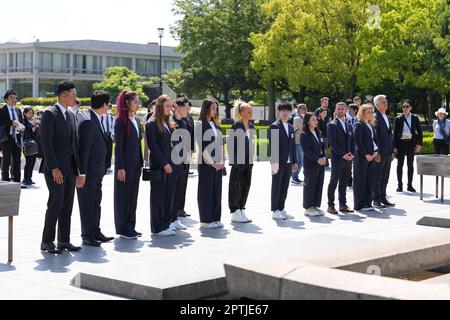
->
[114,91,143,239]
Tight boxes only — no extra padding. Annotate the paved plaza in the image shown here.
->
[0,159,449,299]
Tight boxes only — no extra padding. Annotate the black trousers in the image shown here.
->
[176,164,190,212]
[198,164,222,223]
[105,135,113,169]
[78,175,104,240]
[114,166,141,235]
[24,155,37,181]
[151,168,181,233]
[271,163,291,212]
[303,164,325,209]
[353,157,376,210]
[374,155,391,202]
[434,139,449,155]
[327,158,352,206]
[397,140,415,187]
[42,170,76,244]
[1,139,21,182]
[228,164,253,212]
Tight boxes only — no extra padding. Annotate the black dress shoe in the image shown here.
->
[133,230,143,238]
[40,242,62,254]
[82,239,102,247]
[407,186,416,193]
[96,233,114,243]
[396,186,403,192]
[57,242,82,252]
[373,201,386,209]
[381,199,395,207]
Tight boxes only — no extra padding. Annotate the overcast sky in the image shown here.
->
[2,0,180,46]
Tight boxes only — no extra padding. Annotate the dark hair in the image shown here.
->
[199,98,220,127]
[4,90,16,102]
[176,93,188,99]
[302,112,321,135]
[91,90,111,109]
[402,99,413,107]
[56,81,76,96]
[348,104,359,112]
[345,99,353,106]
[176,97,189,107]
[318,107,328,114]
[23,107,34,117]
[277,101,293,112]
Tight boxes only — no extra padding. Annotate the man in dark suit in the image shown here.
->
[393,99,423,192]
[40,81,81,254]
[373,95,395,208]
[327,102,355,214]
[0,90,25,184]
[101,105,115,174]
[270,102,298,220]
[76,90,115,247]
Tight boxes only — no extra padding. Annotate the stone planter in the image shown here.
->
[0,182,21,263]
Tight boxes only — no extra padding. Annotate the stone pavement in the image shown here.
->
[0,159,449,299]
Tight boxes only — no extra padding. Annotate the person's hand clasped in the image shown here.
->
[164,164,173,174]
[318,157,327,166]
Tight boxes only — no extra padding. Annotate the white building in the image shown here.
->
[0,39,183,98]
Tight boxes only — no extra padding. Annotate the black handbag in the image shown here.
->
[22,139,38,156]
[143,167,162,182]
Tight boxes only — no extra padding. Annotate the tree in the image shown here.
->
[93,67,149,103]
[172,0,269,117]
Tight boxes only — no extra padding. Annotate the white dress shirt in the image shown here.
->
[282,121,291,163]
[209,121,218,137]
[130,116,139,136]
[56,102,68,120]
[7,105,18,135]
[367,123,378,151]
[381,113,390,129]
[338,118,347,133]
[401,114,413,140]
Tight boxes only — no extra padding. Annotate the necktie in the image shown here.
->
[10,108,17,142]
[106,115,110,134]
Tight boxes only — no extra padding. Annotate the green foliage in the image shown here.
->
[20,97,91,107]
[93,67,149,103]
[163,69,185,94]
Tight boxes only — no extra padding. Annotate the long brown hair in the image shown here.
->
[199,98,220,128]
[117,90,138,136]
[153,94,174,133]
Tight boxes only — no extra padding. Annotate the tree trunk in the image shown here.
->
[427,90,433,125]
[223,89,232,119]
[446,92,450,112]
[267,79,276,122]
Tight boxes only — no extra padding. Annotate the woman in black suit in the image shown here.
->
[22,107,38,186]
[196,98,224,229]
[114,91,144,239]
[353,104,380,211]
[301,113,327,217]
[147,95,185,237]
[227,101,254,223]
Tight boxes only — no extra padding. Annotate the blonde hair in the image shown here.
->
[233,100,252,122]
[357,104,376,125]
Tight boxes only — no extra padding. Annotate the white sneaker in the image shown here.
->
[240,210,252,223]
[169,222,176,231]
[173,220,187,230]
[155,228,175,237]
[360,206,375,212]
[272,210,286,220]
[305,207,320,217]
[201,222,219,229]
[281,210,294,219]
[216,221,224,228]
[314,207,325,216]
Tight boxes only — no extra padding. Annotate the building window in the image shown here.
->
[9,52,33,73]
[106,57,132,69]
[39,52,70,73]
[163,60,181,73]
[11,78,32,98]
[0,80,6,97]
[74,55,102,75]
[136,58,158,77]
[0,54,6,73]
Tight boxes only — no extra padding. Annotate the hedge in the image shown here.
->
[20,97,91,107]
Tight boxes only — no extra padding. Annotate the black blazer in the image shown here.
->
[227,121,254,165]
[186,114,195,152]
[354,122,379,159]
[300,130,326,169]
[0,105,24,142]
[374,112,393,156]
[269,120,297,165]
[78,109,108,176]
[23,118,36,141]
[114,117,143,170]
[327,118,355,161]
[39,105,80,175]
[393,114,423,148]
[146,120,173,170]
[196,120,223,164]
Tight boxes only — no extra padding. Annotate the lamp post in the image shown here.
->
[157,27,165,96]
